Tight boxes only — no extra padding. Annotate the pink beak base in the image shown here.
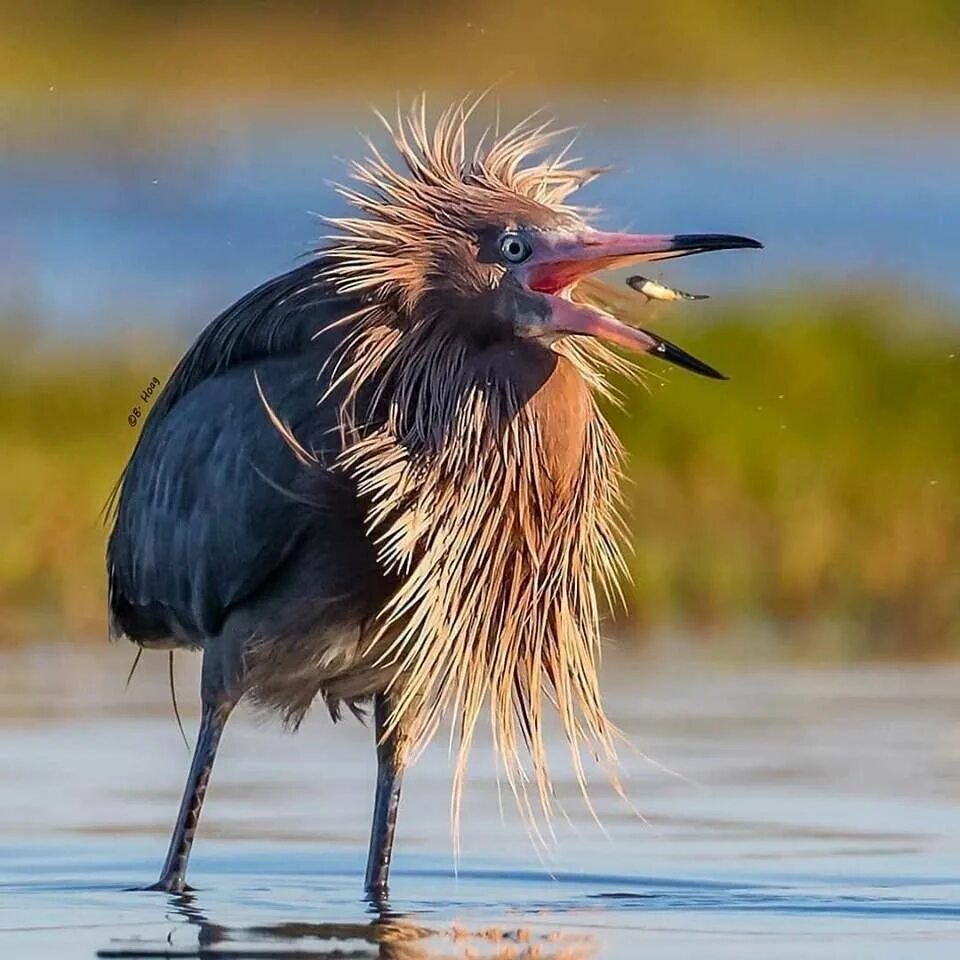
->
[527,231,762,296]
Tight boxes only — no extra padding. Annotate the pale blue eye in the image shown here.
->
[499,232,533,264]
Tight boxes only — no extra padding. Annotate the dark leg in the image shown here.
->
[146,699,233,893]
[364,693,405,900]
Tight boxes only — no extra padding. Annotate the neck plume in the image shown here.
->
[329,307,631,839]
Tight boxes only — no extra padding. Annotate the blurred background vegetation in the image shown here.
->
[3,0,960,98]
[0,0,957,655]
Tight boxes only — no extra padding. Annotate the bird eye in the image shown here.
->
[499,231,533,264]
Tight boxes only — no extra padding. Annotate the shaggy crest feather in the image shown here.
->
[316,98,638,839]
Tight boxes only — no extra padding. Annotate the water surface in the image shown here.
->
[3,100,960,339]
[1,643,959,958]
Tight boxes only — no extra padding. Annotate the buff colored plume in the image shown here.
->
[320,98,632,843]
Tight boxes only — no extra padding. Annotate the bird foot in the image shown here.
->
[364,880,391,908]
[136,879,195,894]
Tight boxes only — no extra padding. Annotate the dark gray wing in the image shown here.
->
[107,262,363,643]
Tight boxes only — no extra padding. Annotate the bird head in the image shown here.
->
[486,226,760,378]
[324,101,761,384]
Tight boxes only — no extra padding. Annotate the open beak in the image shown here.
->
[546,295,729,379]
[524,230,762,379]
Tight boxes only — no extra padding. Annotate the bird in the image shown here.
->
[106,98,761,899]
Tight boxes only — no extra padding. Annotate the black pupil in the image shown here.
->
[504,237,524,259]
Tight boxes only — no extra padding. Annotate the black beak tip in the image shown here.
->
[672,233,764,253]
[651,333,728,381]
[689,363,728,381]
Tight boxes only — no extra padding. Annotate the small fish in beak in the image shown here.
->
[627,275,709,303]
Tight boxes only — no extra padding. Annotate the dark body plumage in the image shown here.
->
[108,264,395,717]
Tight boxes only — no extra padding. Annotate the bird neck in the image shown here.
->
[518,348,596,497]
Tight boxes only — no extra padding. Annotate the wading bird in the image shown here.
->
[107,101,760,898]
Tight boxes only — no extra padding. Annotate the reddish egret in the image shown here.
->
[107,100,760,898]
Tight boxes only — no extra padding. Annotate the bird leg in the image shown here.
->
[364,692,405,900]
[145,698,234,893]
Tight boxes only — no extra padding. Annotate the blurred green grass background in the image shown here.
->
[1,0,958,655]
[3,0,960,97]
[2,297,957,653]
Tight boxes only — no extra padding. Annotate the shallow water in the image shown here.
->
[1,643,959,958]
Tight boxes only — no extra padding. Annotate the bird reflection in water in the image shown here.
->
[96,889,594,959]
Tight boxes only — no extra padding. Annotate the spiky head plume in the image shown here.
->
[324,97,604,315]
